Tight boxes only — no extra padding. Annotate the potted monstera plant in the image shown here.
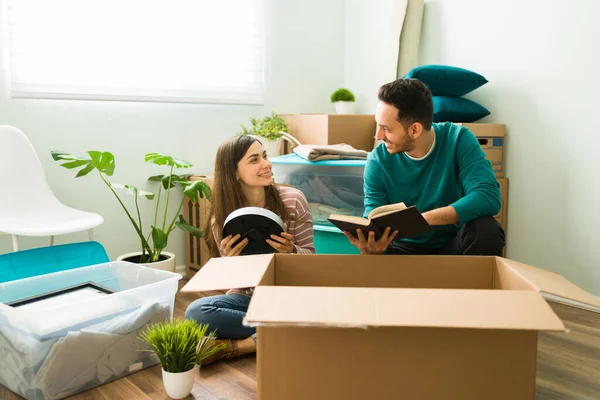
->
[51,150,210,271]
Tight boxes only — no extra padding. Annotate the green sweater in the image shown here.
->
[363,122,501,248]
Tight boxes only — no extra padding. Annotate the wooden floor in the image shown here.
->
[2,280,600,400]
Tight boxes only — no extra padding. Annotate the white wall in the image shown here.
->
[0,0,346,264]
[344,0,409,114]
[419,0,600,294]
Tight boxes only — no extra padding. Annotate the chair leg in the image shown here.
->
[88,229,94,241]
[12,235,19,252]
[49,236,55,246]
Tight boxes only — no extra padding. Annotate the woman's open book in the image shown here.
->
[327,202,432,241]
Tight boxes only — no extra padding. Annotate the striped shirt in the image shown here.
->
[211,185,315,296]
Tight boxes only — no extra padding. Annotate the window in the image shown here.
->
[5,0,266,104]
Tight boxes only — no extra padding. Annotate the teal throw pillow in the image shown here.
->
[404,65,488,97]
[433,96,490,123]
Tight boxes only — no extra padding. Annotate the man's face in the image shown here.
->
[374,101,416,155]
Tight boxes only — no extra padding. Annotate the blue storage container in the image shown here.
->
[271,154,367,254]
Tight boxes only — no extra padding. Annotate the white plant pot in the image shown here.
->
[248,132,302,157]
[117,251,176,272]
[335,101,355,114]
[162,366,197,399]
[263,137,284,157]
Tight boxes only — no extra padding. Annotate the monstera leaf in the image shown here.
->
[148,173,194,190]
[51,150,115,177]
[181,180,212,203]
[109,182,155,199]
[145,153,193,168]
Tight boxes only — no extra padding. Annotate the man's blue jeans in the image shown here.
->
[185,293,255,339]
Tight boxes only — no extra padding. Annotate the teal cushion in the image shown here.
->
[404,65,488,96]
[433,96,490,123]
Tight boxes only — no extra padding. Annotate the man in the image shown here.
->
[343,78,505,256]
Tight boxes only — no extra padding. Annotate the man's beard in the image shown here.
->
[387,132,416,154]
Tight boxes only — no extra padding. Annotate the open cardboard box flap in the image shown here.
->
[244,286,565,331]
[180,254,274,292]
[498,258,600,311]
[181,254,600,332]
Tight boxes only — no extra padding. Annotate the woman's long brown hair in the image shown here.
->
[204,135,292,257]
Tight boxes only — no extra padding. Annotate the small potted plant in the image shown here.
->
[331,88,356,114]
[238,111,301,156]
[51,151,210,271]
[138,318,226,399]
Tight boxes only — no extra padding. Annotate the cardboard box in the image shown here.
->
[182,254,600,400]
[496,177,509,232]
[183,174,213,279]
[280,114,377,152]
[496,177,509,257]
[458,123,506,177]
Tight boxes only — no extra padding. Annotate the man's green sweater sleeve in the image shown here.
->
[450,129,501,225]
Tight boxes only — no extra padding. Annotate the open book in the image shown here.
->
[327,202,432,241]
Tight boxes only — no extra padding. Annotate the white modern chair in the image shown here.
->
[0,125,104,251]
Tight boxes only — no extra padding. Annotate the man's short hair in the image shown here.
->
[378,78,433,131]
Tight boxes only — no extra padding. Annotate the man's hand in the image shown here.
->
[220,234,248,256]
[343,227,398,254]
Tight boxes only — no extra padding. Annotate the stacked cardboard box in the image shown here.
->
[496,177,509,233]
[280,117,506,178]
[280,114,377,152]
[459,123,506,177]
[461,123,508,254]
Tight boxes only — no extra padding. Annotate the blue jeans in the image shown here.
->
[185,294,255,339]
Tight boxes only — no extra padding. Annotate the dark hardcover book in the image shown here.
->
[223,207,285,255]
[327,202,432,241]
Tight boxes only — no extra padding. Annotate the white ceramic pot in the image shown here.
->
[162,366,197,399]
[257,136,284,157]
[335,101,355,114]
[249,132,302,157]
[117,251,176,272]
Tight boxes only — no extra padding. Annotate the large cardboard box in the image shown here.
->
[281,114,377,152]
[183,174,214,279]
[458,123,506,177]
[182,254,600,400]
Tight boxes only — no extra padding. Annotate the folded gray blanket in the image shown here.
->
[293,144,368,161]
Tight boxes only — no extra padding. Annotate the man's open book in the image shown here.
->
[327,202,432,240]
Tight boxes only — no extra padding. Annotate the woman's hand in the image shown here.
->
[220,234,248,257]
[267,224,295,253]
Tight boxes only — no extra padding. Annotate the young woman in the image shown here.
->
[185,134,315,365]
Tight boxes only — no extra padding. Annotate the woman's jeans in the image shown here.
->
[185,294,255,339]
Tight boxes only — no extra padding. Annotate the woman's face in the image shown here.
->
[236,140,273,187]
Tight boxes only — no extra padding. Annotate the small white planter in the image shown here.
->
[255,136,284,157]
[249,132,302,157]
[117,251,176,272]
[335,101,355,114]
[162,366,197,399]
